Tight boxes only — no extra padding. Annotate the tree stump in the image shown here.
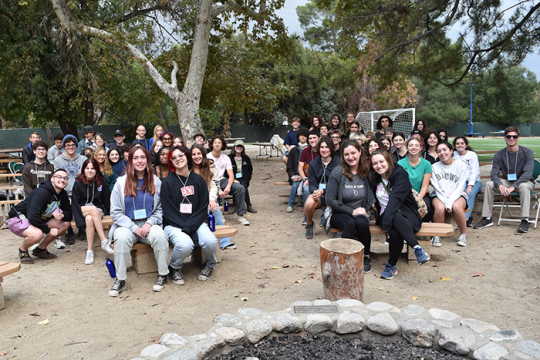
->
[320,238,365,302]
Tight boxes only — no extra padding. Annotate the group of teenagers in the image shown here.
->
[10,127,258,296]
[285,114,536,280]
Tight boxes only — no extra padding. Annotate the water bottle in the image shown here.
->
[224,200,229,212]
[105,257,116,278]
[208,212,215,232]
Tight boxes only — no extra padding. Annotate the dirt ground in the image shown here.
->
[0,145,539,360]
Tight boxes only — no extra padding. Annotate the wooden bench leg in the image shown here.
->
[0,279,4,310]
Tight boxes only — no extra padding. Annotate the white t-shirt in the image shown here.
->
[453,150,480,185]
[207,153,232,180]
[375,179,390,214]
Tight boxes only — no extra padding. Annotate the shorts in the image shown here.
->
[8,217,31,237]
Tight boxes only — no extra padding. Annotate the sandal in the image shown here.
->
[31,247,58,260]
[19,248,34,264]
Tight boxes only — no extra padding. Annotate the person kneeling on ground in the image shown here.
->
[304,136,341,239]
[9,169,72,264]
[325,140,374,273]
[162,146,218,285]
[108,147,169,297]
[72,158,114,265]
[473,126,535,233]
[430,142,469,247]
[370,149,430,280]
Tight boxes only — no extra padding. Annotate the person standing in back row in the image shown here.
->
[22,140,54,197]
[474,126,535,233]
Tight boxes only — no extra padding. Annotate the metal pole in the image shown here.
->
[470,84,475,134]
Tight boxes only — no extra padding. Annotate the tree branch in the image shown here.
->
[114,5,171,25]
[171,61,179,89]
[211,2,265,24]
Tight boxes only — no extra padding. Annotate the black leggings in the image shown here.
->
[330,212,371,255]
[384,211,420,266]
[422,194,433,223]
[238,179,251,206]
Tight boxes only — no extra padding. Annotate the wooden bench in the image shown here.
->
[129,225,239,274]
[71,215,113,230]
[330,223,454,263]
[0,261,21,310]
[274,181,290,186]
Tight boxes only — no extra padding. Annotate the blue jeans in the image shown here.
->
[165,223,218,270]
[464,180,482,220]
[288,181,301,206]
[210,208,232,249]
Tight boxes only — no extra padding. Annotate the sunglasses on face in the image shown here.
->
[162,137,172,141]
[505,135,518,139]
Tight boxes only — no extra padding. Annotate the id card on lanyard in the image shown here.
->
[178,173,193,214]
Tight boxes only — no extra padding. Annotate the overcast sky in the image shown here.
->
[276,0,540,79]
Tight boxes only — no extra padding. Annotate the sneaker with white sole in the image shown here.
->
[169,266,185,285]
[153,275,167,292]
[431,236,442,247]
[198,264,213,281]
[54,238,66,249]
[473,217,493,229]
[237,216,250,226]
[414,246,430,265]
[101,240,114,254]
[222,243,237,250]
[287,206,294,213]
[109,279,126,297]
[381,263,398,280]
[85,250,94,265]
[457,233,468,247]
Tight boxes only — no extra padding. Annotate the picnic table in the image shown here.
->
[0,148,23,157]
[252,142,278,159]
[0,173,22,184]
[225,137,245,149]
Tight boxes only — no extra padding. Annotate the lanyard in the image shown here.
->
[321,160,330,184]
[132,189,147,211]
[506,147,518,175]
[86,182,95,204]
[176,171,192,205]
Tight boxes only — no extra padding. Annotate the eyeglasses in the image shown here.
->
[170,154,185,160]
[53,175,68,181]
[65,144,76,148]
[35,148,47,152]
[505,135,518,140]
[162,137,172,141]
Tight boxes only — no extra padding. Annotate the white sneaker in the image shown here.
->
[85,250,94,265]
[54,238,66,249]
[101,240,114,254]
[457,234,468,247]
[237,216,250,226]
[431,236,442,247]
[287,206,294,213]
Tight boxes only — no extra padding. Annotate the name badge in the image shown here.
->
[133,209,146,220]
[180,203,192,214]
[235,173,242,179]
[508,173,517,181]
[319,183,326,190]
[181,186,194,197]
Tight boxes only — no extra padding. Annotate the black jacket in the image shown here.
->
[71,177,111,231]
[286,146,302,184]
[226,154,253,187]
[9,180,72,234]
[372,165,422,232]
[22,143,35,165]
[307,155,341,194]
[161,171,209,243]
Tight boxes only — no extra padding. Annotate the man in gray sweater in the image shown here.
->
[474,126,535,233]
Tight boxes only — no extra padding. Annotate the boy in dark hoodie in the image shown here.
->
[9,169,72,264]
[22,132,41,165]
[22,140,54,196]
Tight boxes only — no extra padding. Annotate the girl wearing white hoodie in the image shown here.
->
[430,142,468,248]
[452,136,481,227]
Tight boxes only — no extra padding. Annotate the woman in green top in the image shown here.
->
[397,137,433,222]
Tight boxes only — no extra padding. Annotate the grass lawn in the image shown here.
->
[457,137,539,160]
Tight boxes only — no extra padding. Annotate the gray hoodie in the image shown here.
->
[108,174,163,240]
[53,153,86,196]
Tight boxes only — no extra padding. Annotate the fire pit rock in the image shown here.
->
[133,300,540,360]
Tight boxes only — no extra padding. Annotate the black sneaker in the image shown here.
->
[466,216,473,227]
[517,220,530,233]
[305,223,314,239]
[247,205,257,213]
[364,256,372,273]
[109,279,126,297]
[198,264,213,281]
[65,232,75,245]
[473,217,493,229]
[169,266,185,285]
[78,232,87,241]
[153,275,167,292]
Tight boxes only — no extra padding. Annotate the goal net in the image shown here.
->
[355,108,416,135]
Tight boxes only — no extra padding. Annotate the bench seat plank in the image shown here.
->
[0,262,21,280]
[329,223,454,237]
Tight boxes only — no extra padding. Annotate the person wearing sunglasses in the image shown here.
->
[474,126,535,233]
[9,169,72,264]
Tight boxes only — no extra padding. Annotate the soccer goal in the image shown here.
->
[356,108,416,135]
